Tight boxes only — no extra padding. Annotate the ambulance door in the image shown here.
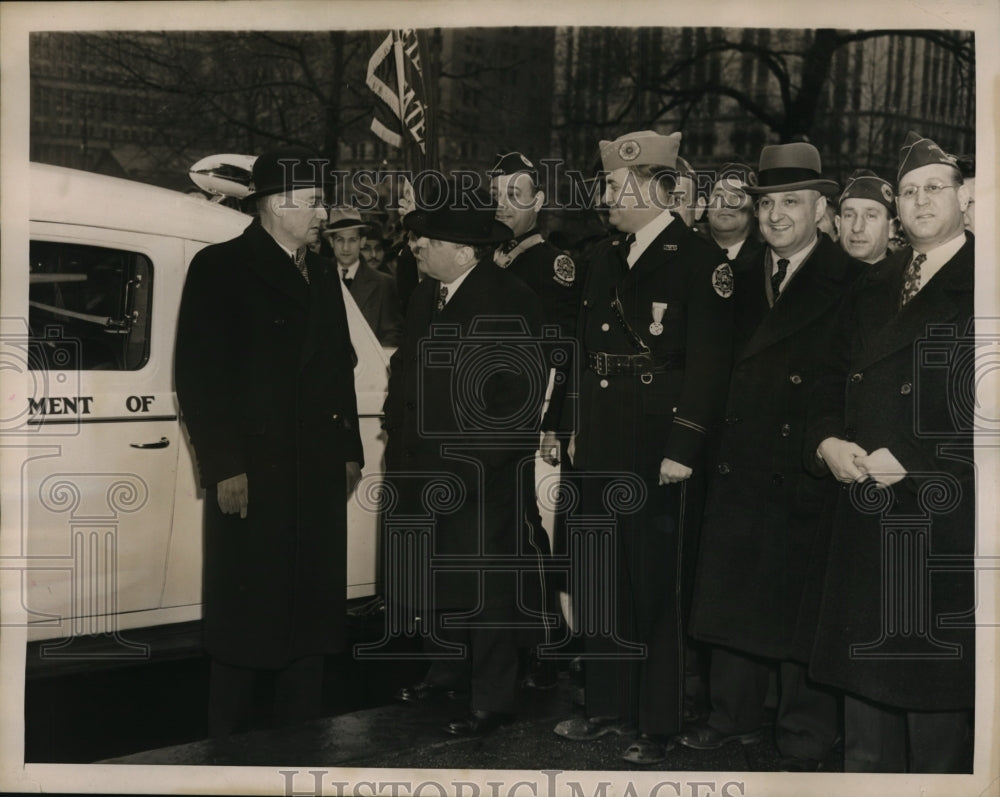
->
[21,226,181,643]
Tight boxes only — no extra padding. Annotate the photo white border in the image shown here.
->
[1,1,997,795]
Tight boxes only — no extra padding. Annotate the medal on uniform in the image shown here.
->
[649,302,667,336]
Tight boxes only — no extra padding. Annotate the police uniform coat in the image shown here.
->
[805,234,975,711]
[347,259,404,347]
[568,213,734,735]
[689,234,863,661]
[175,219,364,669]
[382,261,545,613]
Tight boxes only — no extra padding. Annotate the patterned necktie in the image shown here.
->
[341,267,352,288]
[771,257,789,300]
[436,284,449,312]
[293,247,309,284]
[900,253,926,307]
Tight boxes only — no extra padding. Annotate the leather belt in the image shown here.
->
[587,350,685,377]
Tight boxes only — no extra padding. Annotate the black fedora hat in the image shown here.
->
[744,142,839,196]
[403,178,513,245]
[246,145,327,201]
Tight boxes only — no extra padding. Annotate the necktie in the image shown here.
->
[293,248,309,284]
[771,257,789,300]
[436,284,449,312]
[341,267,353,288]
[617,233,636,271]
[900,253,926,307]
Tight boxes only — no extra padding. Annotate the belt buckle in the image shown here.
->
[640,372,653,385]
[594,351,608,376]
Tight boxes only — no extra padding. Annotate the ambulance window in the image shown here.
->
[28,241,153,371]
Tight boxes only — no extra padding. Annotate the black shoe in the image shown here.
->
[395,681,467,703]
[621,733,676,765]
[523,655,559,690]
[777,754,824,772]
[554,715,637,741]
[444,709,512,737]
[675,721,763,750]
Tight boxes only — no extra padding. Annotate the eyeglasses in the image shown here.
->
[897,182,958,201]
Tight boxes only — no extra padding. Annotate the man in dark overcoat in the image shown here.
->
[805,132,975,773]
[682,143,862,771]
[382,180,546,737]
[175,146,364,736]
[324,206,404,347]
[835,169,896,266]
[551,130,735,765]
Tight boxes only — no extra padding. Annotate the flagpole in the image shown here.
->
[391,30,412,173]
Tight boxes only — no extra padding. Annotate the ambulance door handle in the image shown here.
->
[130,437,170,449]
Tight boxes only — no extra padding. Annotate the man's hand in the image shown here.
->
[217,473,248,518]
[854,447,906,488]
[817,437,869,483]
[345,461,363,497]
[659,458,693,485]
[540,431,560,466]
[567,434,576,467]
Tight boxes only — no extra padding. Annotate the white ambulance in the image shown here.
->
[15,161,390,649]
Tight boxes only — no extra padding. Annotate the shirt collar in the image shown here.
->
[627,210,675,267]
[339,261,361,280]
[913,232,966,288]
[768,234,819,288]
[439,264,475,304]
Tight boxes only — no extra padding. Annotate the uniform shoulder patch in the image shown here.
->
[712,262,734,298]
[553,253,576,286]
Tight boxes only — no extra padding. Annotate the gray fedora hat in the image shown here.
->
[744,142,839,196]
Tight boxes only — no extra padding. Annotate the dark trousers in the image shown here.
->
[844,694,972,773]
[707,646,838,761]
[421,610,521,714]
[579,478,685,736]
[208,655,325,738]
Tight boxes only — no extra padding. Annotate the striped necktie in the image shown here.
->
[293,247,309,284]
[771,257,789,300]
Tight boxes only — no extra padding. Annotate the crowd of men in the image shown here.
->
[174,127,976,774]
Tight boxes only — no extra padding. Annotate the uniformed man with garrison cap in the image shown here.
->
[835,169,896,265]
[806,132,975,773]
[489,151,581,691]
[551,130,734,764]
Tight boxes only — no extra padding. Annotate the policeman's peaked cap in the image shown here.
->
[599,131,681,171]
[247,146,327,201]
[404,178,514,246]
[744,143,839,196]
[897,131,959,183]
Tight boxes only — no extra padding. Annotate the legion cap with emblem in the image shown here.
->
[325,206,367,234]
[599,130,681,171]
[488,151,539,183]
[897,130,958,182]
[744,142,839,196]
[404,178,514,245]
[839,169,895,215]
[247,145,326,200]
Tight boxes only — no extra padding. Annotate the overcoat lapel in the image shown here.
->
[349,264,379,311]
[738,237,852,361]
[854,237,973,369]
[242,221,311,308]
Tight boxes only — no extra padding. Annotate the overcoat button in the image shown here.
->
[601,323,610,332]
[717,462,731,475]
[405,401,416,410]
[900,382,912,395]
[789,373,802,385]
[331,413,340,421]
[851,372,864,383]
[599,379,609,388]
[844,427,856,441]
[780,423,791,437]
[725,414,739,425]
[274,317,286,326]
[772,474,784,485]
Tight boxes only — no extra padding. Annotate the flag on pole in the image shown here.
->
[367,29,428,155]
